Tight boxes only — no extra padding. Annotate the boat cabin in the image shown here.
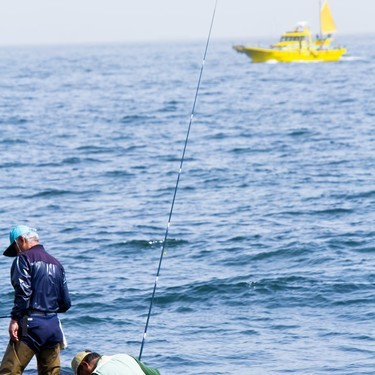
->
[272,23,313,51]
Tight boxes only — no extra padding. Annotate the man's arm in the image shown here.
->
[10,256,32,320]
[58,267,71,312]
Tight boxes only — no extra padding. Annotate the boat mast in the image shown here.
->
[319,0,322,39]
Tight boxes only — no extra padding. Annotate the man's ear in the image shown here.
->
[80,361,89,373]
[81,360,94,374]
[19,236,27,244]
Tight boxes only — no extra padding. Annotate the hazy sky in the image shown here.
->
[0,0,373,46]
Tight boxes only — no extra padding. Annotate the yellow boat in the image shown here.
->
[233,0,346,63]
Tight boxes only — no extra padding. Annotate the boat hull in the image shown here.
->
[233,45,346,63]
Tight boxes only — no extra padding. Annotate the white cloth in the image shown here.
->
[58,319,68,349]
[93,354,145,375]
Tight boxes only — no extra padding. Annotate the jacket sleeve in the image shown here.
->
[10,256,32,320]
[132,357,161,375]
[58,267,71,313]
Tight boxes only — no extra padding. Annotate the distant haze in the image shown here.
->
[0,0,373,46]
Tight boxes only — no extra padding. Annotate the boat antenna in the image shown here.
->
[138,0,218,361]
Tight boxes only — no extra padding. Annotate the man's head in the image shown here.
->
[3,225,39,257]
[72,351,101,375]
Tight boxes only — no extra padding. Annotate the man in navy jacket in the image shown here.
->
[0,225,71,375]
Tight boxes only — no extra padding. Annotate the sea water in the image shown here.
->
[0,36,374,374]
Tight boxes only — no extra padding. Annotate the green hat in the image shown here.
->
[3,225,38,257]
[71,351,92,375]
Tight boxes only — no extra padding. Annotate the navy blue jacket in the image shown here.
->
[10,244,71,320]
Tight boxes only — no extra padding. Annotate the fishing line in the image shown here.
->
[138,0,218,361]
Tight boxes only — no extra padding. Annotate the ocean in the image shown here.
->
[0,35,374,374]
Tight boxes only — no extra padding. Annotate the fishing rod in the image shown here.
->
[138,0,218,361]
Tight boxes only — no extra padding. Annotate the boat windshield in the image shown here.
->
[280,36,306,42]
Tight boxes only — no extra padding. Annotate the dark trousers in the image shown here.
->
[0,340,60,375]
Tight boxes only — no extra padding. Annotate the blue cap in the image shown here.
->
[3,225,38,257]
